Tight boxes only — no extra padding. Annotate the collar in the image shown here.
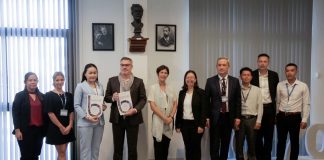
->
[218,74,228,80]
[258,70,268,77]
[285,79,299,86]
[241,84,251,90]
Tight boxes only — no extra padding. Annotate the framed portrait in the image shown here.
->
[156,24,176,51]
[92,23,114,51]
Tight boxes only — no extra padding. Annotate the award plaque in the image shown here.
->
[117,91,133,115]
[87,94,104,117]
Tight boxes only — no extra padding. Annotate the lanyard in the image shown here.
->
[59,93,67,109]
[286,83,296,102]
[241,87,251,103]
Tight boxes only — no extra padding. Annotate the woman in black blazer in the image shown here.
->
[175,70,208,160]
[12,72,47,160]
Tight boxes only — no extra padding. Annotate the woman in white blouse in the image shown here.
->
[175,70,208,160]
[148,65,177,160]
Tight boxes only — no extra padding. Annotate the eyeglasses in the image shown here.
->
[120,64,131,67]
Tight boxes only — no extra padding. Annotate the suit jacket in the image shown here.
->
[12,88,48,135]
[251,69,279,105]
[104,76,147,125]
[74,81,105,127]
[159,36,175,47]
[205,75,241,127]
[175,87,209,129]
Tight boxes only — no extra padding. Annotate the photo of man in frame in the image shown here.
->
[156,25,176,51]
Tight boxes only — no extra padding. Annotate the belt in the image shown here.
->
[263,103,272,107]
[279,111,301,116]
[240,115,256,119]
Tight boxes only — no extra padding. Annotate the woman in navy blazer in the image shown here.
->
[175,70,208,160]
[12,72,47,160]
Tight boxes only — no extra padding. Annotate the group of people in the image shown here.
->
[12,54,310,160]
[12,72,75,160]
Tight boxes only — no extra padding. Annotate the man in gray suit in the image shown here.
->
[104,57,147,160]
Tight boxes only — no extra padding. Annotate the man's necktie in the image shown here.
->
[221,78,227,112]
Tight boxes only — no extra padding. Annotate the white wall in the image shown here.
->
[146,0,189,159]
[310,0,324,125]
[78,0,189,159]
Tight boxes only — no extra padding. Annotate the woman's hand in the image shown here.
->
[59,126,67,135]
[15,129,23,140]
[62,125,73,135]
[197,127,204,134]
[102,104,107,111]
[86,115,99,123]
[163,116,173,125]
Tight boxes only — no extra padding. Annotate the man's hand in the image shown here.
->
[254,122,261,130]
[112,92,119,102]
[124,108,137,117]
[300,122,307,129]
[234,119,241,130]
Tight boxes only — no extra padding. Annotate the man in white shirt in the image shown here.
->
[276,63,310,160]
[235,67,263,160]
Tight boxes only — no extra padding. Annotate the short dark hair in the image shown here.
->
[258,53,270,59]
[240,67,253,75]
[156,65,169,75]
[163,26,171,32]
[131,4,143,14]
[182,70,199,90]
[285,63,298,70]
[81,63,98,82]
[120,57,133,63]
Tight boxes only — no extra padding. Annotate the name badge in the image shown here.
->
[242,103,248,108]
[221,96,228,102]
[60,109,68,116]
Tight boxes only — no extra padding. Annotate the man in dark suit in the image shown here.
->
[251,53,279,160]
[104,57,147,160]
[205,57,241,160]
[159,26,175,47]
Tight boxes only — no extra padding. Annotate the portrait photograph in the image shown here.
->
[92,23,114,51]
[156,24,176,51]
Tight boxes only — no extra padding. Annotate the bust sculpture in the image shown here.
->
[131,4,144,38]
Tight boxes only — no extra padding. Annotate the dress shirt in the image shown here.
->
[218,75,229,112]
[183,92,194,120]
[241,84,263,123]
[259,72,272,104]
[276,79,310,122]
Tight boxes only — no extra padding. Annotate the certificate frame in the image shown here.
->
[87,95,104,117]
[117,91,133,115]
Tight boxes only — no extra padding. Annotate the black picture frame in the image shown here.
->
[156,24,176,51]
[92,23,114,51]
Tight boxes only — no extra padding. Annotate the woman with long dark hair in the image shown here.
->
[175,70,208,160]
[74,63,106,160]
